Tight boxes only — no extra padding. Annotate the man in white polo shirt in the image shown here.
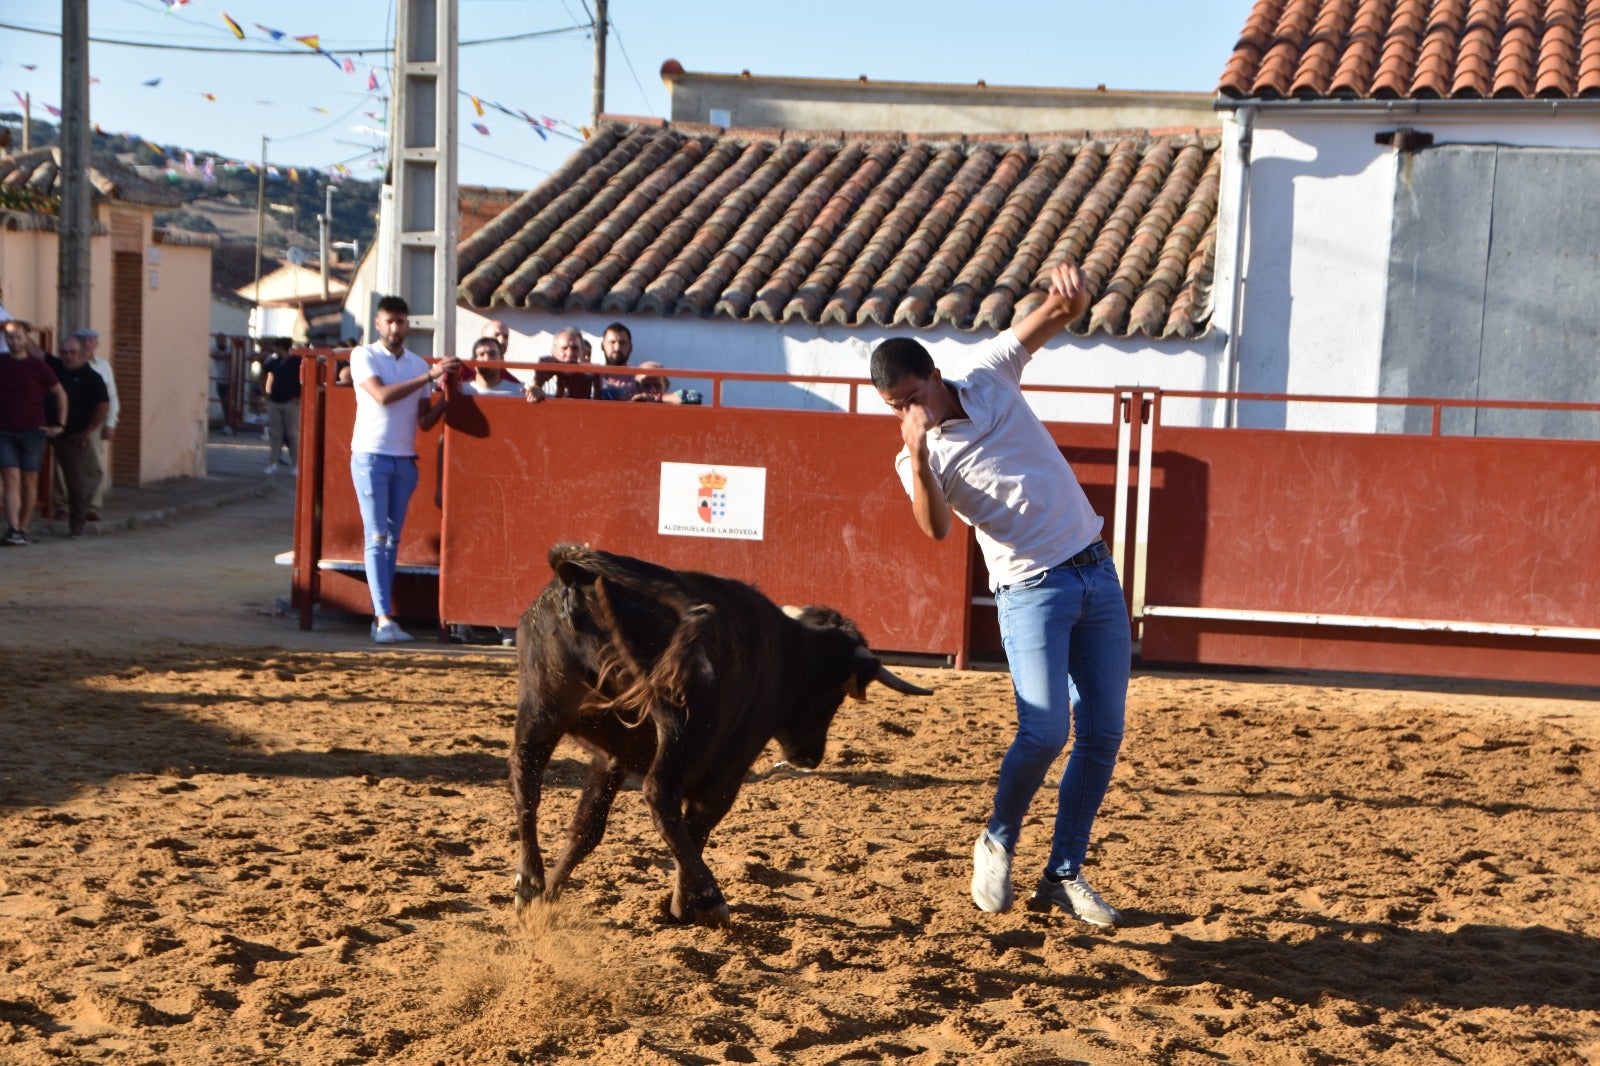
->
[348,295,458,644]
[871,260,1130,928]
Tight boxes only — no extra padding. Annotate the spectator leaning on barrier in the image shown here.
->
[597,321,638,400]
[460,336,522,396]
[348,295,458,644]
[630,361,702,406]
[44,335,110,538]
[1,322,68,546]
[524,328,596,402]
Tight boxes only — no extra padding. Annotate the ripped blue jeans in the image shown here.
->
[990,545,1130,879]
[350,452,418,618]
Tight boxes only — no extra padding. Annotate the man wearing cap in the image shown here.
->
[74,329,117,521]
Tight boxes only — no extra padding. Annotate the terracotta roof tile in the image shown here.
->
[1219,0,1600,100]
[458,122,1221,340]
[0,146,184,208]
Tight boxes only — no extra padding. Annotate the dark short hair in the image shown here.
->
[472,337,501,356]
[376,295,409,316]
[603,321,631,340]
[870,337,935,392]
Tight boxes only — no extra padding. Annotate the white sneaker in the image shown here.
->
[264,464,278,476]
[1031,872,1122,927]
[373,620,415,644]
[971,831,1015,913]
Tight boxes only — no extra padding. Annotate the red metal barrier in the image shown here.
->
[291,360,1600,685]
[1135,390,1600,685]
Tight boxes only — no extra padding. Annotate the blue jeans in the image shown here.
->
[990,543,1130,879]
[350,452,418,617]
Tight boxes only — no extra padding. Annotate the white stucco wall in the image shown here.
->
[1214,105,1600,433]
[456,308,1223,428]
[141,241,212,480]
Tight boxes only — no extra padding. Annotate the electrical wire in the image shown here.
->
[0,20,590,55]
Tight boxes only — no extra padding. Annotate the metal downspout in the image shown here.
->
[1220,105,1255,428]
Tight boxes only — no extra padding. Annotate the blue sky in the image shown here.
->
[2,0,1256,191]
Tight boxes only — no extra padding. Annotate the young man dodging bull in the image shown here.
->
[871,260,1131,927]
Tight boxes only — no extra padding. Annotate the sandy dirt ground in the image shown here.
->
[2,481,1598,1064]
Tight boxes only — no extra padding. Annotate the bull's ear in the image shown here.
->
[844,649,880,702]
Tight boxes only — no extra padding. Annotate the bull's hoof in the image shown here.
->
[512,873,545,916]
[668,889,731,928]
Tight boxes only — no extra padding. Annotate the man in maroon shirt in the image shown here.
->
[0,320,68,545]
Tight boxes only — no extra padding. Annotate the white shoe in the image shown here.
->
[1031,872,1122,927]
[971,831,1015,913]
[264,464,278,475]
[373,620,414,644]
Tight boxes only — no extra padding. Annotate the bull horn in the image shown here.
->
[875,664,933,696]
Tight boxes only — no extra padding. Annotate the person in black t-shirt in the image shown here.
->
[261,337,303,475]
[44,335,109,538]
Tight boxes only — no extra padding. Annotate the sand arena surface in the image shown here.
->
[2,488,1599,1063]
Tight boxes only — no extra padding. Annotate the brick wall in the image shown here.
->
[111,249,142,487]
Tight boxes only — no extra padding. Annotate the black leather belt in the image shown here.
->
[1061,539,1110,568]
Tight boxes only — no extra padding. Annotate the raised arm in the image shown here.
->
[1011,260,1091,355]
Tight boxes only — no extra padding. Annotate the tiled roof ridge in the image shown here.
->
[594,113,1223,146]
[1219,0,1600,100]
[460,122,1223,340]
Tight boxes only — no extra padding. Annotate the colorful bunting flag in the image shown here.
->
[470,96,484,116]
[343,58,355,74]
[183,151,195,175]
[202,92,217,101]
[222,13,245,39]
[288,168,299,184]
[142,77,162,86]
[256,24,285,41]
[11,91,25,108]
[295,35,321,50]
[20,64,38,72]
[43,102,61,117]
[203,157,216,183]
[367,68,379,92]
[472,122,490,135]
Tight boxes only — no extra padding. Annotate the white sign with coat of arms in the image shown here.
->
[658,462,767,541]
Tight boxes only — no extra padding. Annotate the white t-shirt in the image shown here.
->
[895,329,1103,591]
[461,375,522,396]
[349,342,432,456]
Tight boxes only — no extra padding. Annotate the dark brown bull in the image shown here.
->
[510,543,932,926]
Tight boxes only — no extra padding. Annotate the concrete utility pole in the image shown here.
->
[384,0,458,359]
[252,136,268,332]
[591,0,607,127]
[57,0,92,341]
[319,183,333,299]
[21,92,31,151]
